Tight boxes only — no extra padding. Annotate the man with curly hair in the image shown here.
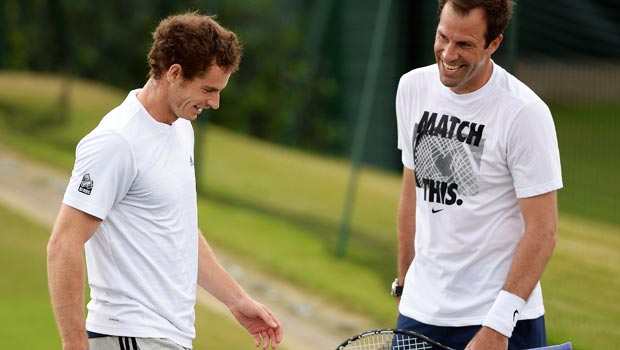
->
[47,12,283,350]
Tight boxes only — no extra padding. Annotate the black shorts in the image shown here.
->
[396,313,546,350]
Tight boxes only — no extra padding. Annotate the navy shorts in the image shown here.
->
[396,313,546,350]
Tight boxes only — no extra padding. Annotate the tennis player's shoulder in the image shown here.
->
[77,96,143,157]
[398,64,437,88]
[494,63,543,105]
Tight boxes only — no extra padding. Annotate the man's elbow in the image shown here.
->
[47,234,63,266]
[544,222,558,252]
[46,229,76,265]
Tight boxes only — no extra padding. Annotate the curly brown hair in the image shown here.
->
[147,12,242,80]
[437,0,514,47]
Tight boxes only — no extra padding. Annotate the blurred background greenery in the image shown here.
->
[0,0,618,349]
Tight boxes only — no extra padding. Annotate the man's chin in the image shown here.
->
[179,114,198,121]
[439,76,459,89]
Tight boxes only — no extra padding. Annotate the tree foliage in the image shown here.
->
[0,0,341,153]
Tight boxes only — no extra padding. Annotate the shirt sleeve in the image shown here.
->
[63,129,137,220]
[396,73,415,170]
[507,101,563,198]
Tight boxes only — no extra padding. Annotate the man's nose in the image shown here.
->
[208,93,220,110]
[442,42,459,62]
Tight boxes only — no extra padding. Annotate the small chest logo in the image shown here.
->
[78,173,93,195]
[189,155,194,167]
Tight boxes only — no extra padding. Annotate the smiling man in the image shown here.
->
[47,13,283,350]
[393,1,562,350]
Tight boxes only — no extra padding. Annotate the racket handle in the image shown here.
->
[525,342,573,350]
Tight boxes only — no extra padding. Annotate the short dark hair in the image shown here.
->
[437,0,514,47]
[147,12,242,80]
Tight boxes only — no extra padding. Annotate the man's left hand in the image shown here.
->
[229,298,284,349]
[465,326,508,350]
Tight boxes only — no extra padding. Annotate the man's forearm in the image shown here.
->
[504,192,558,299]
[397,167,417,283]
[196,231,250,308]
[47,241,88,349]
[397,228,415,283]
[503,224,556,299]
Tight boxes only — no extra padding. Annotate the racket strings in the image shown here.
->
[414,133,479,196]
[341,332,433,350]
[393,333,434,350]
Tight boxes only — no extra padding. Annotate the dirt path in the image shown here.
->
[0,148,379,349]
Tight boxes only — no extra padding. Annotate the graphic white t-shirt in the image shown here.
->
[396,62,562,326]
[63,89,198,347]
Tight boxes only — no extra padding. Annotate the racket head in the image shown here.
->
[336,328,454,350]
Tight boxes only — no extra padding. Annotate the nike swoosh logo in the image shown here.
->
[513,310,519,322]
[431,208,444,213]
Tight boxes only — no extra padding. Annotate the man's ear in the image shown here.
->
[166,64,183,83]
[487,34,503,56]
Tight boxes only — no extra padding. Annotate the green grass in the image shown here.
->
[0,203,61,349]
[1,70,619,349]
[543,216,620,349]
[551,101,620,226]
[201,127,400,282]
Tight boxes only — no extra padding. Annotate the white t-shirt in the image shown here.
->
[396,62,562,326]
[63,89,198,347]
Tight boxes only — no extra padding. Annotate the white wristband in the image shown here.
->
[482,290,526,338]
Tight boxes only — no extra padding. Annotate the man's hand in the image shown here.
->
[465,327,508,350]
[229,298,284,349]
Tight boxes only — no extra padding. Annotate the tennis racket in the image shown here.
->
[336,329,573,350]
[336,329,452,350]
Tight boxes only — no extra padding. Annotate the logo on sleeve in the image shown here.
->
[78,173,93,195]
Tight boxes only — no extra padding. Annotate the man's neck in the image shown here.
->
[137,78,176,125]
